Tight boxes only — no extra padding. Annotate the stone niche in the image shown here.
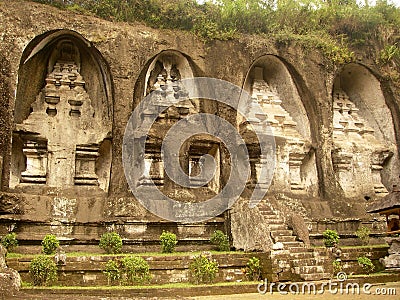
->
[10,32,113,192]
[133,50,222,195]
[241,56,318,196]
[332,63,399,198]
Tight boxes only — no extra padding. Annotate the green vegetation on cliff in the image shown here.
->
[31,0,400,66]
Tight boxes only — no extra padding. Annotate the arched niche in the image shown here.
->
[144,51,194,96]
[10,30,113,192]
[332,63,399,196]
[241,55,318,196]
[131,50,222,196]
[15,30,112,124]
[133,50,197,108]
[243,55,311,140]
[334,63,395,143]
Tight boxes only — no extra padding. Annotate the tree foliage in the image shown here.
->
[31,0,400,64]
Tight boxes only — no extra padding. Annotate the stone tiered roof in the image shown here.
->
[367,186,400,214]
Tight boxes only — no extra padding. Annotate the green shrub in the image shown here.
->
[41,234,60,255]
[103,259,121,285]
[159,231,177,253]
[210,230,230,251]
[357,256,375,274]
[189,254,219,284]
[99,232,123,254]
[120,256,151,285]
[323,229,339,247]
[1,233,18,252]
[355,226,371,245]
[332,260,342,274]
[246,257,261,281]
[29,255,58,286]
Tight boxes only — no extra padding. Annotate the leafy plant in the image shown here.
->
[29,255,58,286]
[99,232,123,254]
[189,254,219,284]
[245,256,261,281]
[120,256,151,285]
[323,229,339,247]
[357,256,375,274]
[159,231,177,253]
[380,44,400,64]
[41,234,60,255]
[1,233,18,252]
[332,260,342,274]
[210,230,230,251]
[103,259,121,285]
[355,226,371,246]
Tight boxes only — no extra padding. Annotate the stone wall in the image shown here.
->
[0,0,399,246]
[7,252,269,286]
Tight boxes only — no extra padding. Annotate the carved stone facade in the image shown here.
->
[332,90,392,198]
[0,5,399,253]
[11,40,111,192]
[244,66,313,194]
[137,52,221,194]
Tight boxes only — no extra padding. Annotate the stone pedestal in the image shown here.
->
[289,150,306,191]
[371,150,391,195]
[139,152,164,186]
[74,144,100,186]
[20,139,47,184]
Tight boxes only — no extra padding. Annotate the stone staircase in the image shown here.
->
[258,200,331,281]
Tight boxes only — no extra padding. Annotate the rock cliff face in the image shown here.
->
[0,0,399,250]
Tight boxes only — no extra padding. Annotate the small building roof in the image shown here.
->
[367,186,400,214]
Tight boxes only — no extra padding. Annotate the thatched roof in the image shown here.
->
[367,189,400,214]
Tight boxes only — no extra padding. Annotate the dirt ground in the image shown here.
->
[9,282,399,299]
[192,282,400,300]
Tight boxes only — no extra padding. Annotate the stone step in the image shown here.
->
[270,230,293,237]
[300,273,331,281]
[291,255,318,265]
[258,207,275,213]
[281,242,304,248]
[273,235,297,242]
[290,252,315,259]
[268,224,287,230]
[292,258,319,267]
[263,218,286,224]
[293,265,325,274]
[288,247,315,254]
[260,216,284,222]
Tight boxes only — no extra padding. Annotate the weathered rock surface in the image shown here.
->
[230,197,273,251]
[287,213,310,248]
[0,245,21,298]
[0,192,23,214]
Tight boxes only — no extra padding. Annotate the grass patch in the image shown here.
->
[6,252,23,258]
[313,244,388,249]
[8,250,246,259]
[21,280,258,290]
[340,244,388,249]
[349,272,392,278]
[66,250,243,257]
